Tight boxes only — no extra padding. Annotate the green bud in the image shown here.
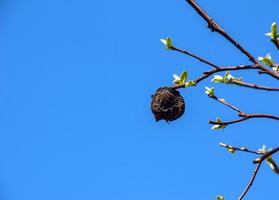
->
[216,195,225,200]
[205,87,215,97]
[173,70,188,85]
[258,54,273,67]
[160,37,172,49]
[228,148,235,154]
[185,80,197,87]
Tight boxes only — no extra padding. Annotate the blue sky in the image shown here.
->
[0,0,278,199]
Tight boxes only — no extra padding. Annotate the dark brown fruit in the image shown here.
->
[151,87,185,122]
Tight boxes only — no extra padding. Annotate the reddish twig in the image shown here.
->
[231,79,279,91]
[219,143,279,200]
[185,0,257,63]
[254,147,279,164]
[219,143,262,155]
[211,95,241,113]
[238,162,262,200]
[207,94,279,127]
[172,64,260,89]
[185,0,279,80]
[239,147,279,200]
[169,45,219,69]
[168,46,279,91]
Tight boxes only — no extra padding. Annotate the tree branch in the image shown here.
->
[208,94,279,127]
[169,45,219,69]
[239,147,279,200]
[238,162,262,200]
[219,142,262,155]
[219,143,279,200]
[231,79,279,91]
[172,64,260,90]
[185,0,279,80]
[211,95,241,113]
[185,0,257,64]
[254,147,279,164]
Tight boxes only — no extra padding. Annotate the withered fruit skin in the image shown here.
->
[151,87,185,122]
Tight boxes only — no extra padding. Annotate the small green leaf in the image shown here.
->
[211,117,226,130]
[211,72,242,84]
[173,71,188,85]
[258,54,273,67]
[211,75,223,83]
[216,195,225,200]
[166,37,172,46]
[179,71,188,84]
[205,87,215,97]
[160,37,172,49]
[266,156,279,174]
[185,80,196,87]
[265,22,278,40]
[228,148,235,154]
[271,22,277,38]
[223,72,232,83]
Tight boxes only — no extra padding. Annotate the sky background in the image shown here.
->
[0,0,278,199]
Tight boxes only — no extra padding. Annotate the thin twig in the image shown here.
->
[170,45,219,69]
[185,0,257,64]
[238,163,262,200]
[231,79,279,91]
[185,0,279,80]
[219,143,279,199]
[211,95,241,113]
[240,113,279,121]
[238,147,279,200]
[172,64,259,89]
[209,117,249,126]
[209,113,279,126]
[254,147,279,164]
[219,143,262,155]
[207,94,279,127]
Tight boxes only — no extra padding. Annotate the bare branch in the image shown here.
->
[254,147,279,164]
[209,117,249,126]
[238,163,262,200]
[169,45,219,69]
[211,95,241,113]
[172,64,259,89]
[185,0,257,64]
[208,94,279,127]
[219,143,262,155]
[239,147,279,200]
[185,0,279,80]
[231,79,279,91]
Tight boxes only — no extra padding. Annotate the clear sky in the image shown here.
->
[0,0,278,199]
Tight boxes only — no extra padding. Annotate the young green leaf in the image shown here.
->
[166,37,172,46]
[266,156,279,174]
[211,117,226,130]
[179,71,188,84]
[216,195,225,200]
[211,75,224,83]
[265,22,278,40]
[185,80,197,87]
[228,148,235,154]
[173,70,188,85]
[160,37,172,49]
[258,54,273,66]
[205,87,215,97]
